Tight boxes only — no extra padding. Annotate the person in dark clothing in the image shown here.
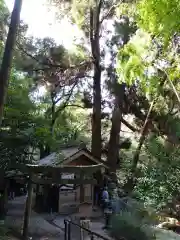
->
[94,185,100,206]
[101,187,112,229]
[103,199,112,229]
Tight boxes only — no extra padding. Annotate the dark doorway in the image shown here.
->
[47,185,59,212]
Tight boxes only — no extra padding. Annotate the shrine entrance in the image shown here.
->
[33,147,109,213]
[17,163,102,240]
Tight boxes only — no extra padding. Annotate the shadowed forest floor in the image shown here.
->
[4,196,180,240]
[5,196,63,239]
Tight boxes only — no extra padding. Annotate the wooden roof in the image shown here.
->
[38,146,109,169]
[9,146,108,179]
[23,163,104,174]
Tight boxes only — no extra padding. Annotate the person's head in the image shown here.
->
[104,186,108,191]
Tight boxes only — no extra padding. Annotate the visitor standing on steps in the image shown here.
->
[102,186,112,229]
[102,186,109,202]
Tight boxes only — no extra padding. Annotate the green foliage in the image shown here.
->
[0,0,9,36]
[2,0,180,224]
[137,0,180,45]
[0,224,8,239]
[134,135,180,210]
[71,0,88,28]
[117,30,160,94]
[0,0,9,58]
[48,0,95,29]
[126,197,157,223]
[116,0,180,99]
[0,72,39,169]
[117,0,180,45]
[110,210,156,240]
[0,67,90,170]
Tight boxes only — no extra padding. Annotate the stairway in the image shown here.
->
[64,219,112,240]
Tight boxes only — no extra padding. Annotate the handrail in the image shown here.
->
[64,219,110,240]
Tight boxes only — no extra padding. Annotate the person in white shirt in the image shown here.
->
[102,186,109,202]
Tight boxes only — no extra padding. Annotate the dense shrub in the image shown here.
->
[110,211,156,240]
[0,224,9,240]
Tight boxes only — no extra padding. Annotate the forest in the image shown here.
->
[0,0,180,239]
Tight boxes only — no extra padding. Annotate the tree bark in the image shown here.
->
[50,91,56,134]
[106,16,133,175]
[0,0,23,126]
[107,83,125,172]
[39,144,50,159]
[91,64,101,159]
[124,100,155,193]
[131,101,154,173]
[124,76,167,193]
[90,1,102,159]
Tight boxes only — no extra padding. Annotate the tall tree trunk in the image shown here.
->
[131,101,154,173]
[124,100,155,193]
[39,91,56,159]
[0,0,22,126]
[90,2,102,159]
[107,83,125,173]
[50,91,56,135]
[0,0,22,219]
[91,63,101,158]
[106,16,133,175]
[124,75,167,193]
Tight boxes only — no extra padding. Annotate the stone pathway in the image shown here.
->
[155,228,180,240]
[48,212,112,240]
[5,196,64,240]
[5,196,112,240]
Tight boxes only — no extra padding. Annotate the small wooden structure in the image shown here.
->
[34,146,109,213]
[15,146,108,240]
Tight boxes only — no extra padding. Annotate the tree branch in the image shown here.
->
[16,41,92,70]
[100,3,119,25]
[95,0,102,39]
[54,78,79,120]
[63,104,85,109]
[121,118,139,132]
[90,8,94,51]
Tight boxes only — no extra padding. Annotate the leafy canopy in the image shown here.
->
[137,0,180,44]
[116,30,160,95]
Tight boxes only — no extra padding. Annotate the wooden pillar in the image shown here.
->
[91,184,94,205]
[80,185,85,203]
[4,179,8,215]
[22,175,33,240]
[34,184,39,211]
[80,172,84,203]
[0,179,9,222]
[75,190,77,202]
[57,173,61,213]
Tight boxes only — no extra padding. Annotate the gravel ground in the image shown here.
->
[5,196,64,240]
[8,196,179,240]
[155,228,180,240]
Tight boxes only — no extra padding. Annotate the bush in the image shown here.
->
[109,198,157,240]
[0,224,9,240]
[125,197,158,224]
[110,211,156,240]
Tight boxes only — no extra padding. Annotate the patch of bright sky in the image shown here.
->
[6,1,116,110]
[6,0,135,137]
[5,0,82,50]
[5,0,85,96]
